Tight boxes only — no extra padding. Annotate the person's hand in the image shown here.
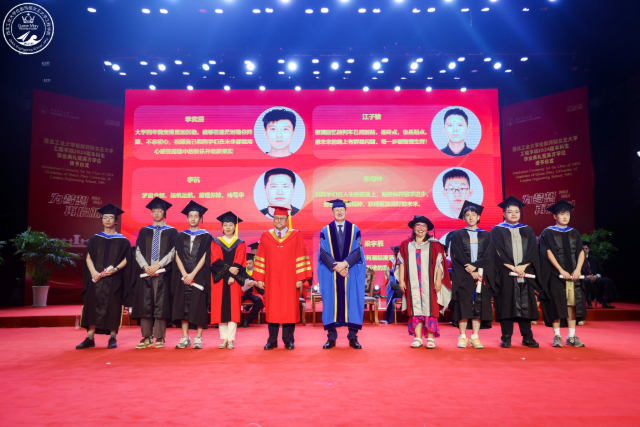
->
[571,269,582,280]
[144,265,153,276]
[248,280,257,288]
[183,273,195,285]
[559,269,572,280]
[435,281,442,293]
[589,275,597,282]
[256,281,265,290]
[229,266,239,275]
[464,264,476,273]
[514,265,527,278]
[91,272,102,282]
[333,261,348,272]
[471,272,482,281]
[296,281,303,289]
[228,277,235,285]
[148,264,160,276]
[399,281,406,292]
[338,269,349,278]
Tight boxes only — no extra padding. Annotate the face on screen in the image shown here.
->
[443,177,472,217]
[443,115,469,144]
[264,120,295,152]
[265,174,294,207]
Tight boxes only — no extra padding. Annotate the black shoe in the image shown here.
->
[587,302,593,309]
[107,336,117,349]
[349,339,362,349]
[240,320,250,328]
[602,302,616,309]
[500,339,512,348]
[522,337,540,348]
[285,342,295,350]
[323,339,336,349]
[212,324,219,328]
[264,342,278,350]
[76,337,95,349]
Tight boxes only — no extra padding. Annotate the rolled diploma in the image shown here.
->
[509,272,536,279]
[182,277,204,291]
[475,268,483,294]
[559,274,585,280]
[140,268,166,278]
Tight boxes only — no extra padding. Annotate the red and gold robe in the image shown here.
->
[210,238,246,324]
[252,229,312,324]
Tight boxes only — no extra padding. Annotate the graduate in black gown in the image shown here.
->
[248,242,259,256]
[491,196,542,349]
[539,200,587,348]
[128,197,178,349]
[76,204,131,350]
[171,201,212,349]
[450,201,495,349]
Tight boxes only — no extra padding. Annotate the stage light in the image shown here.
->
[454,77,460,80]
[373,61,381,70]
[348,59,354,63]
[112,64,120,71]
[209,60,216,65]
[321,8,329,13]
[461,8,469,12]
[394,86,400,91]
[363,86,369,92]
[458,57,465,62]
[295,86,301,91]
[175,60,182,65]
[202,64,210,71]
[278,71,285,74]
[410,62,418,70]
[482,8,490,12]
[340,0,348,2]
[247,62,255,71]
[104,61,112,66]
[142,9,150,14]
[305,9,313,14]
[288,62,297,71]
[224,85,230,90]
[345,70,351,74]
[378,70,384,73]
[265,8,273,13]
[471,70,478,73]
[313,284,319,293]
[372,77,378,80]
[426,86,432,92]
[358,8,366,13]
[183,72,189,75]
[428,8,436,13]
[427,76,433,79]
[382,58,389,63]
[637,151,640,157]
[149,85,156,90]
[253,9,260,13]
[494,62,502,69]
[119,72,126,75]
[523,8,529,11]
[278,59,285,64]
[461,87,467,92]
[160,9,168,14]
[281,0,290,3]
[313,71,320,74]
[260,86,266,91]
[521,57,528,62]
[395,0,403,3]
[413,8,420,13]
[219,71,225,75]
[215,9,223,14]
[401,77,406,80]
[416,58,423,63]
[505,69,512,73]
[448,62,456,69]
[409,70,416,73]
[140,61,148,65]
[440,70,446,73]
[329,86,335,91]
[187,85,193,90]
[373,8,381,13]
[484,57,491,62]
[373,285,381,298]
[332,62,339,69]
[151,72,157,75]
[312,59,319,63]
[88,8,96,13]
[490,0,498,2]
[446,0,453,2]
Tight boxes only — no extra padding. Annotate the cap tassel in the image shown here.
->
[288,211,292,230]
[235,217,239,238]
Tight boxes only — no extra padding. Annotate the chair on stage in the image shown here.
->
[299,285,307,325]
[240,300,264,325]
[364,268,379,325]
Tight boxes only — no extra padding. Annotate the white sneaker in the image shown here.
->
[175,336,191,349]
[193,337,202,349]
[457,336,468,348]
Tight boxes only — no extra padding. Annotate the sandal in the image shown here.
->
[425,338,436,349]
[410,338,423,348]
[219,340,228,349]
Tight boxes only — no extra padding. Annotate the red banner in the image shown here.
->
[501,87,595,235]
[27,90,124,305]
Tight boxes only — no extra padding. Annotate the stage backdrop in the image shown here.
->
[27,89,124,305]
[123,89,502,292]
[502,87,595,235]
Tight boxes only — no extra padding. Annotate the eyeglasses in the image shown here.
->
[102,216,115,220]
[444,187,470,195]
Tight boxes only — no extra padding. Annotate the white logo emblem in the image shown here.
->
[3,3,54,54]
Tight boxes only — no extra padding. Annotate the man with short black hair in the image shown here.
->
[262,108,297,157]
[240,254,264,327]
[583,242,618,309]
[260,168,300,218]
[440,108,473,157]
[442,168,473,219]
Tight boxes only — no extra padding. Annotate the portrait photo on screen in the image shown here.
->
[253,106,306,158]
[253,168,306,218]
[432,167,484,219]
[430,106,482,157]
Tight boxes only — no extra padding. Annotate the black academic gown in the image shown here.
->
[81,233,131,334]
[451,228,495,327]
[539,226,587,327]
[171,230,212,329]
[128,226,178,321]
[491,224,543,321]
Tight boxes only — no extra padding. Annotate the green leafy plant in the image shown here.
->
[11,228,79,286]
[0,241,6,265]
[582,229,617,265]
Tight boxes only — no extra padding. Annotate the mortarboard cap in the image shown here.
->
[391,245,400,253]
[327,199,348,209]
[181,200,208,217]
[546,200,575,215]
[97,203,124,217]
[458,201,484,220]
[497,195,526,210]
[248,242,260,251]
[145,197,172,212]
[246,253,255,261]
[216,211,243,224]
[269,206,291,217]
[408,215,435,231]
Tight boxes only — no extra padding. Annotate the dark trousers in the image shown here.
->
[241,296,264,324]
[327,327,358,341]
[500,319,533,340]
[585,277,618,303]
[268,323,295,345]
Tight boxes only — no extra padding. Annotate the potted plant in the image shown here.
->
[582,229,618,265]
[11,228,79,307]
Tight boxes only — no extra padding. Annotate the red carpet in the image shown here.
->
[1,322,639,426]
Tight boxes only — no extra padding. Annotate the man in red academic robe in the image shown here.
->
[253,206,312,350]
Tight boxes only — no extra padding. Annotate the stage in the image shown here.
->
[0,321,639,426]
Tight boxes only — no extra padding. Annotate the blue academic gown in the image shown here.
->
[318,221,366,333]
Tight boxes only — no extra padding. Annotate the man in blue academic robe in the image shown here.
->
[317,199,366,349]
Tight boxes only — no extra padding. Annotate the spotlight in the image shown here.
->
[183,72,189,75]
[416,58,423,63]
[395,0,403,3]
[454,77,460,80]
[490,0,497,2]
[266,8,273,13]
[347,59,354,63]
[187,85,193,90]
[160,9,168,14]
[278,59,285,64]
[505,69,512,73]
[373,8,381,13]
[344,70,351,74]
[224,85,230,90]
[363,86,369,92]
[382,58,389,63]
[458,57,465,62]
[312,59,319,63]
[313,71,320,74]
[523,8,529,12]
[427,76,433,79]
[278,71,285,74]
[247,62,255,71]
[321,8,329,13]
[358,8,366,13]
[461,8,469,12]
[215,9,223,14]
[373,285,381,298]
[482,8,490,12]
[281,0,290,3]
[287,62,298,72]
[150,72,157,75]
[253,9,260,14]
[202,64,210,70]
[427,8,436,13]
[440,70,446,73]
[88,8,96,13]
[494,62,502,69]
[410,62,418,70]
[329,86,335,91]
[409,70,416,73]
[484,57,491,62]
[112,64,120,71]
[209,60,216,64]
[175,60,182,65]
[331,62,339,70]
[305,9,313,14]
[142,9,150,14]
[140,61,148,65]
[149,85,156,90]
[521,57,529,62]
[426,86,432,92]
[373,61,381,70]
[246,72,253,75]
[119,72,126,75]
[448,62,456,69]
[394,86,400,91]
[295,86,301,91]
[413,8,420,13]
[378,70,384,73]
[104,61,112,66]
[313,284,319,293]
[219,71,225,75]
[461,87,467,92]
[260,86,266,91]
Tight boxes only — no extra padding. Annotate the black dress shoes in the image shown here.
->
[240,320,250,328]
[586,302,593,309]
[522,337,540,348]
[500,339,512,348]
[264,342,278,350]
[323,339,336,349]
[76,337,95,349]
[107,336,117,349]
[285,342,295,350]
[349,339,362,349]
[602,302,616,309]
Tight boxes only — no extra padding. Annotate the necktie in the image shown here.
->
[151,226,161,261]
[278,231,282,239]
[339,225,343,237]
[586,257,592,275]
